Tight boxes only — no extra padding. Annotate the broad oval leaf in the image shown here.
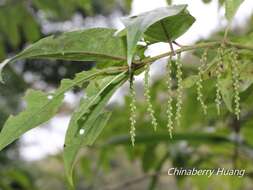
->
[63,71,128,187]
[119,5,195,66]
[225,0,245,21]
[0,28,127,83]
[0,69,106,151]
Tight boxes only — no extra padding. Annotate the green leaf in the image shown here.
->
[220,76,234,112]
[0,28,127,82]
[0,69,104,151]
[219,62,253,112]
[83,112,112,145]
[21,12,40,43]
[63,71,128,186]
[124,0,133,12]
[181,55,225,89]
[238,62,253,92]
[166,0,172,5]
[119,5,195,66]
[0,90,63,151]
[0,37,6,60]
[225,0,245,21]
[202,0,212,3]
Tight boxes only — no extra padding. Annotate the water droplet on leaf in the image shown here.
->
[79,129,85,135]
[47,95,53,100]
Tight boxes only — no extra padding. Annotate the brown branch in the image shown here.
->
[94,40,253,76]
[133,40,253,70]
[135,41,221,67]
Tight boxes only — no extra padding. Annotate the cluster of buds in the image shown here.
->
[129,77,137,146]
[144,64,158,131]
[166,57,174,138]
[230,48,241,120]
[175,54,183,126]
[128,45,243,146]
[215,47,224,115]
[196,49,208,114]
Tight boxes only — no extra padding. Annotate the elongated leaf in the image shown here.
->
[63,71,128,186]
[0,28,127,82]
[64,112,111,186]
[0,69,105,151]
[225,0,244,21]
[119,5,195,66]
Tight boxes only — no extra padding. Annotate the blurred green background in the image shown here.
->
[0,0,253,190]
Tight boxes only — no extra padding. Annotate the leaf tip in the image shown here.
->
[67,175,75,189]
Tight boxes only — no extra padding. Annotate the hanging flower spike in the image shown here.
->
[215,47,224,115]
[144,63,158,131]
[129,75,137,146]
[166,57,174,138]
[175,53,183,127]
[230,48,241,120]
[196,49,208,115]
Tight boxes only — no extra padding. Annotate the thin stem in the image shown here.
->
[115,40,253,76]
[134,41,253,67]
[137,42,221,66]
